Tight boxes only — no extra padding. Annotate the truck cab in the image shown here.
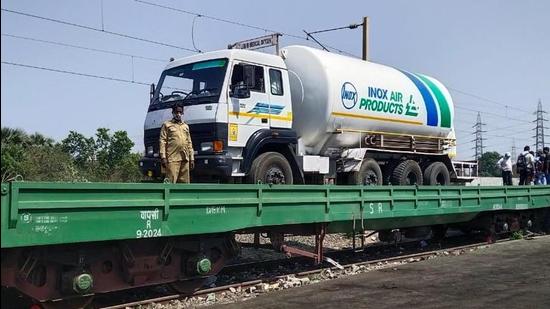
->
[139,49,298,183]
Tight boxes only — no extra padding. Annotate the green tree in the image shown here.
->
[1,127,28,181]
[20,144,81,181]
[61,131,96,169]
[2,127,81,182]
[1,143,25,181]
[94,128,134,169]
[59,128,139,182]
[111,152,143,182]
[109,131,134,167]
[28,132,55,147]
[478,151,502,177]
[2,127,141,183]
[91,128,136,180]
[1,127,28,145]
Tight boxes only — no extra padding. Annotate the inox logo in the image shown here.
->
[341,82,358,109]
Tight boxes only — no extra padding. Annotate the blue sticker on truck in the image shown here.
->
[248,103,284,115]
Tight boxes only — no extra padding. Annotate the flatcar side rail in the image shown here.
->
[2,182,549,248]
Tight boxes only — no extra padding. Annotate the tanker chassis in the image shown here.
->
[140,46,456,185]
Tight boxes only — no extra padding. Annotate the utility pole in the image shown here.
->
[511,138,517,162]
[533,99,548,151]
[472,112,486,160]
[362,16,369,61]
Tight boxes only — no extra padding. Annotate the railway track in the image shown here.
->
[96,233,537,309]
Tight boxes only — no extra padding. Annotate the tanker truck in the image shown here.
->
[139,45,457,185]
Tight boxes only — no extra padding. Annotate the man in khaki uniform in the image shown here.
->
[159,105,194,183]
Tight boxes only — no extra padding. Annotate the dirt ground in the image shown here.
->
[215,236,550,309]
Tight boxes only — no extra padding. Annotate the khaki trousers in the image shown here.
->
[166,160,190,183]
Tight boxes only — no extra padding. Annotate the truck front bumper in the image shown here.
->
[139,154,233,180]
[193,154,233,178]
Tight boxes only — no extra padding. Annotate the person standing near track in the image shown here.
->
[497,152,513,185]
[534,149,547,185]
[517,146,535,185]
[159,105,195,183]
[544,147,550,184]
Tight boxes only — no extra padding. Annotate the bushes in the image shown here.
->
[1,127,142,182]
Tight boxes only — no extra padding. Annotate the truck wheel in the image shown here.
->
[423,162,450,185]
[391,160,423,185]
[350,159,383,185]
[247,152,293,184]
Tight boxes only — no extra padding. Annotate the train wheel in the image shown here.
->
[246,152,293,184]
[391,160,423,185]
[423,162,450,185]
[350,159,383,185]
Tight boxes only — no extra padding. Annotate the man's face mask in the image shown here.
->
[173,110,183,121]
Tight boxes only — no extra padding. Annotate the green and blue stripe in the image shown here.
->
[398,69,439,126]
[417,74,451,128]
[398,70,452,128]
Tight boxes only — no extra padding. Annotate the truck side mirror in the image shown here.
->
[150,83,156,100]
[230,83,250,99]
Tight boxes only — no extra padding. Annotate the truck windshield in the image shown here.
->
[152,58,228,106]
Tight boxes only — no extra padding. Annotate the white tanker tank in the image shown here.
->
[281,45,454,155]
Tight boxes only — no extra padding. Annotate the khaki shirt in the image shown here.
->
[159,120,194,162]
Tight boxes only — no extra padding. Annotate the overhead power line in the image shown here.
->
[1,8,197,52]
[1,5,533,127]
[455,105,532,124]
[133,0,358,57]
[307,23,362,35]
[1,61,150,86]
[1,33,166,62]
[449,87,530,114]
[485,122,533,133]
[135,0,294,37]
[456,127,531,139]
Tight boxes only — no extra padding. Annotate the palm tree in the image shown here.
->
[1,127,28,145]
[28,133,55,147]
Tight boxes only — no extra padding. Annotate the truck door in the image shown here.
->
[228,62,269,146]
[267,68,292,129]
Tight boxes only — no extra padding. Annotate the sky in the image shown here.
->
[1,0,549,159]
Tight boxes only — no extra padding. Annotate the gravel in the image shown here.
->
[135,247,481,308]
[131,237,486,308]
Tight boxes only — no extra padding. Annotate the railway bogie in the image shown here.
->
[1,234,239,302]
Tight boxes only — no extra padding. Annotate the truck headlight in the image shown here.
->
[201,141,223,152]
[201,142,213,152]
[213,140,223,152]
[147,146,154,156]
